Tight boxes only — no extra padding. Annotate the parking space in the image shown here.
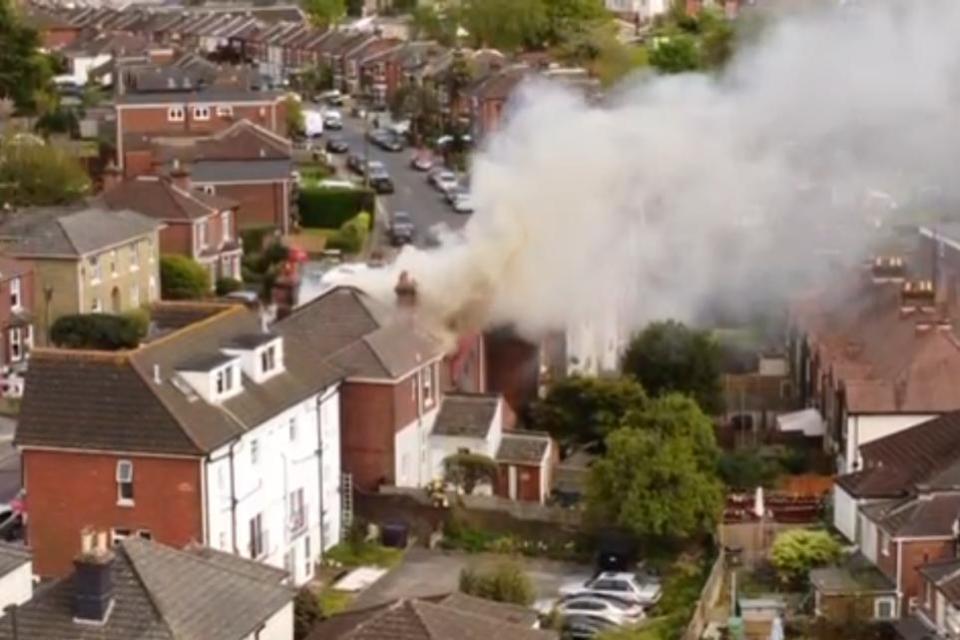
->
[349,547,593,611]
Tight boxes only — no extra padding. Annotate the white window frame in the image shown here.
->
[9,277,21,312]
[249,513,266,559]
[110,249,118,277]
[422,364,435,410]
[168,106,185,122]
[8,327,24,363]
[91,297,102,313]
[216,105,233,117]
[202,184,216,195]
[110,528,132,546]
[215,365,234,395]
[261,345,276,375]
[222,210,231,242]
[116,459,134,506]
[874,596,896,620]
[193,105,211,121]
[130,283,140,308]
[250,438,259,465]
[880,530,891,556]
[289,416,297,441]
[130,243,140,271]
[90,255,101,283]
[149,276,157,299]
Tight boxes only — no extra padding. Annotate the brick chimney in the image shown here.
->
[395,271,417,308]
[170,158,191,192]
[73,528,115,624]
[102,162,122,193]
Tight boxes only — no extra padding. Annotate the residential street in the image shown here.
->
[312,104,471,249]
[0,416,19,505]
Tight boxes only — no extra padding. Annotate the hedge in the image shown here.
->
[215,277,244,296]
[50,313,142,350]
[239,226,276,253]
[325,211,371,254]
[298,186,375,229]
[160,255,210,300]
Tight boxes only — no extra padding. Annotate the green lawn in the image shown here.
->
[324,541,404,569]
[318,587,355,615]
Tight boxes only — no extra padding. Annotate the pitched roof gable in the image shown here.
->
[0,207,161,258]
[101,176,237,221]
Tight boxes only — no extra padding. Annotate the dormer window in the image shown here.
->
[193,105,211,121]
[216,365,234,395]
[261,345,276,375]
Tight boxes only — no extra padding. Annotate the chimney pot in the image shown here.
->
[395,271,417,308]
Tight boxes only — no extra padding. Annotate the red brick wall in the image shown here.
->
[23,449,204,577]
[341,382,396,490]
[900,539,954,608]
[118,101,285,139]
[42,28,80,50]
[204,182,287,232]
[393,372,419,430]
[161,221,195,257]
[495,463,542,502]
[123,150,155,177]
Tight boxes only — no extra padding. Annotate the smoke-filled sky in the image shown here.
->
[354,0,960,343]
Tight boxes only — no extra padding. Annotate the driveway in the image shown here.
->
[349,547,593,611]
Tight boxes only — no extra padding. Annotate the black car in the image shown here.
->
[326,138,349,154]
[388,211,416,246]
[379,133,405,152]
[366,162,394,194]
[347,153,366,174]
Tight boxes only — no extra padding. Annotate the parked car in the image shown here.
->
[347,153,366,174]
[326,137,349,154]
[410,151,434,171]
[429,170,459,193]
[323,110,343,130]
[387,211,416,246]
[451,192,475,214]
[559,571,662,607]
[561,614,618,639]
[380,134,404,152]
[556,595,645,626]
[367,162,394,194]
[318,90,344,106]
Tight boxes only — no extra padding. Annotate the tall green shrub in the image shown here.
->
[160,255,210,300]
[50,314,141,350]
[458,561,534,606]
[298,186,375,229]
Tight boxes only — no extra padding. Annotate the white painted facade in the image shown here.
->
[428,401,505,491]
[834,484,859,542]
[244,601,294,640]
[193,336,341,587]
[55,53,111,86]
[843,413,935,473]
[394,360,443,488]
[860,511,879,563]
[0,560,32,611]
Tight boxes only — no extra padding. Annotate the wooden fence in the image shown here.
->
[683,548,727,640]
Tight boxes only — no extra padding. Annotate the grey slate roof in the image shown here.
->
[0,544,30,579]
[190,159,293,182]
[497,431,551,464]
[306,597,554,640]
[178,351,238,372]
[0,538,293,640]
[861,493,960,538]
[226,332,279,349]
[432,394,499,438]
[17,303,343,456]
[809,553,895,595]
[437,592,539,628]
[0,207,162,258]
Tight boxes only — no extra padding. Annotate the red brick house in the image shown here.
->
[100,168,244,284]
[122,119,294,234]
[816,412,960,622]
[115,87,289,168]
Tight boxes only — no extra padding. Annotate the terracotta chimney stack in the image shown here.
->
[102,162,122,193]
[395,271,417,308]
[170,158,191,192]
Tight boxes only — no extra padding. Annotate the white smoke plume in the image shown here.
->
[354,0,960,343]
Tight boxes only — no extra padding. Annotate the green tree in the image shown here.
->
[529,375,648,446]
[621,320,723,415]
[542,0,608,45]
[160,255,211,300]
[0,135,90,206]
[411,2,461,46]
[698,9,735,70]
[0,0,55,113]
[389,83,441,145]
[285,95,305,138]
[648,34,700,74]
[459,561,535,605]
[443,452,498,495]
[50,314,142,350]
[293,587,324,640]
[215,277,244,297]
[462,0,547,52]
[586,395,724,539]
[770,529,841,589]
[302,0,346,28]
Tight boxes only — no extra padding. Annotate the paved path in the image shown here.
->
[349,547,593,611]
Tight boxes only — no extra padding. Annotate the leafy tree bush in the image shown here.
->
[770,529,841,589]
[586,394,723,540]
[621,320,723,415]
[285,95,305,137]
[215,277,244,297]
[648,34,700,74]
[0,134,90,206]
[160,255,210,300]
[530,375,647,447]
[458,560,535,605]
[0,0,55,113]
[325,212,371,254]
[298,186,375,229]
[50,313,141,350]
[293,587,324,640]
[121,307,151,338]
[718,450,782,490]
[302,0,345,28]
[443,452,498,495]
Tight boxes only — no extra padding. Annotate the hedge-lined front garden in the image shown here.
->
[298,185,375,230]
